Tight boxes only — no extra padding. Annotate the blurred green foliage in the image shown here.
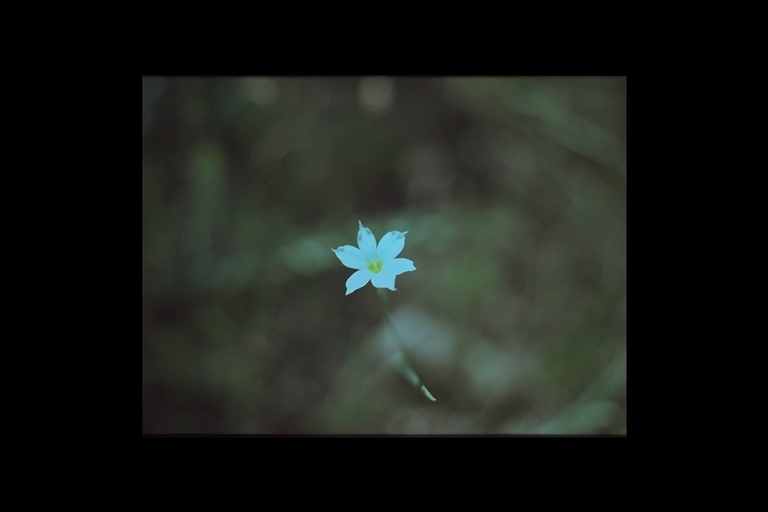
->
[142,76,626,434]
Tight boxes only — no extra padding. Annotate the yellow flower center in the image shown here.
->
[367,258,384,274]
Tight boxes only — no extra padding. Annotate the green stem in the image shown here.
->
[378,287,390,317]
[377,288,436,402]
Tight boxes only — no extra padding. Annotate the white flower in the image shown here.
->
[332,220,417,296]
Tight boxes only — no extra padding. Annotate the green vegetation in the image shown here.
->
[143,76,626,434]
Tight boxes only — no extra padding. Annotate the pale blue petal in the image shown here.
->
[345,269,372,295]
[385,258,416,276]
[371,258,416,291]
[376,230,408,262]
[332,245,367,270]
[370,267,398,291]
[356,220,377,260]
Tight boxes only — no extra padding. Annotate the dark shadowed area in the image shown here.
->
[142,76,626,435]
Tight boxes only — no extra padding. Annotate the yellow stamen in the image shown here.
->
[367,258,383,274]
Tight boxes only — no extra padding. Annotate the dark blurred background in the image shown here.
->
[142,76,626,434]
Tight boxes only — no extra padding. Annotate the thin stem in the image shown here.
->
[378,287,390,318]
[377,288,436,401]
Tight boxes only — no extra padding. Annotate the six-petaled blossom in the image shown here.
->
[333,220,416,296]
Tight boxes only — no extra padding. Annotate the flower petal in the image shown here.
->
[345,269,372,295]
[385,258,417,275]
[356,220,377,260]
[332,245,367,270]
[370,267,398,291]
[376,230,408,262]
[370,258,416,291]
